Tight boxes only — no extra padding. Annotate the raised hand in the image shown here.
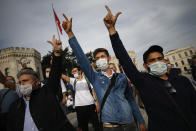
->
[104,5,122,35]
[47,35,62,56]
[62,14,74,38]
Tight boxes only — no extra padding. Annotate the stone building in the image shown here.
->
[164,46,195,72]
[0,47,43,89]
[110,51,140,73]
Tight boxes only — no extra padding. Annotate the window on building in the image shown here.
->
[175,62,178,67]
[184,67,187,71]
[190,50,193,55]
[181,60,184,65]
[184,52,188,56]
[172,56,176,60]
[178,54,182,58]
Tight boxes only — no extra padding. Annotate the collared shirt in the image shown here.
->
[23,98,38,131]
[101,69,114,79]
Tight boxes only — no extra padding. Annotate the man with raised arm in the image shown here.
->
[103,5,196,131]
[62,10,146,131]
[6,35,75,131]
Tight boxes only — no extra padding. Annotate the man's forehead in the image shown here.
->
[95,52,107,57]
[147,52,163,59]
[19,74,33,80]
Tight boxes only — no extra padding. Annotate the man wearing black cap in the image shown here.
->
[103,6,196,131]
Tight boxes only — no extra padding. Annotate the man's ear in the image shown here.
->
[35,80,40,87]
[143,63,148,70]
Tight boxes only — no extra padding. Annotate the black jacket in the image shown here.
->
[110,32,196,131]
[6,54,75,131]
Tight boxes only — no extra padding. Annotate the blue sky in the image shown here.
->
[0,0,196,68]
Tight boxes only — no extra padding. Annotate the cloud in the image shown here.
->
[0,0,196,69]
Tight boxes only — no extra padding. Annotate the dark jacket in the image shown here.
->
[6,54,75,131]
[191,65,196,81]
[110,32,196,131]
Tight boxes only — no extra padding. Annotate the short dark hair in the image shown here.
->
[72,65,81,71]
[93,48,109,58]
[17,68,39,80]
[143,45,164,63]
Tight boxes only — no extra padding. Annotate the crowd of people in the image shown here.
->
[0,5,196,131]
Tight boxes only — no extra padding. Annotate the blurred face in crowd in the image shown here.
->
[72,67,82,79]
[6,76,15,84]
[193,58,196,64]
[109,63,117,72]
[45,67,51,78]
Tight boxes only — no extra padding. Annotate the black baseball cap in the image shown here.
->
[143,45,163,63]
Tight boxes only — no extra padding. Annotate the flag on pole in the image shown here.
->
[52,6,63,35]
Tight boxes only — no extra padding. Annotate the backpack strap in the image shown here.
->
[100,73,119,122]
[84,75,94,98]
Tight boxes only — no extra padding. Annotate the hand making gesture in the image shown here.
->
[62,14,74,38]
[104,5,122,35]
[47,35,62,56]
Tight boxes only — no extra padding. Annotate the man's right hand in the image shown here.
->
[62,14,74,38]
[47,35,62,56]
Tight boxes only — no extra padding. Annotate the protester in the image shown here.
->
[61,66,100,131]
[164,59,182,78]
[191,56,196,86]
[6,35,75,131]
[108,63,117,72]
[104,5,196,131]
[62,12,146,131]
[0,75,19,131]
[42,66,67,105]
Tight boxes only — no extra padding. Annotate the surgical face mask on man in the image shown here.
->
[96,58,109,71]
[45,72,50,78]
[19,84,33,96]
[148,61,168,76]
[73,73,80,79]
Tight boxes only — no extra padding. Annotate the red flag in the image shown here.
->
[53,8,63,35]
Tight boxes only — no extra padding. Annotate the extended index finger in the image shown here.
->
[105,5,112,14]
[63,13,69,21]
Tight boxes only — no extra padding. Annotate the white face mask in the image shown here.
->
[19,84,33,96]
[148,61,168,76]
[73,73,80,79]
[96,58,109,71]
[45,72,50,78]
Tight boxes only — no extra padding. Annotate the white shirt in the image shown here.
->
[70,77,94,107]
[23,98,39,131]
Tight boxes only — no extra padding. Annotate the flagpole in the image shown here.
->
[52,4,61,40]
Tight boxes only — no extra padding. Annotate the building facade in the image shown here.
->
[164,46,195,72]
[0,47,43,89]
[110,51,140,73]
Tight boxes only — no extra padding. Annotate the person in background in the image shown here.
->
[0,73,19,131]
[42,66,67,105]
[62,66,100,131]
[108,63,117,72]
[191,56,196,86]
